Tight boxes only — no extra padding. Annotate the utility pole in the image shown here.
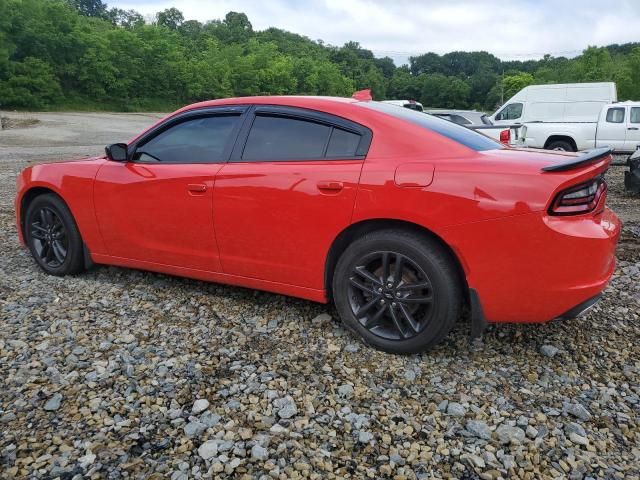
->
[500,69,504,105]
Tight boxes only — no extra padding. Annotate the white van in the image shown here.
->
[490,82,617,125]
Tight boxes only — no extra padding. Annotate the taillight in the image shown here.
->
[499,129,510,145]
[549,175,607,215]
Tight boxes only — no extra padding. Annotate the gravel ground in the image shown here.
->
[0,113,639,479]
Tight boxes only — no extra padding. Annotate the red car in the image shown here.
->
[15,94,621,354]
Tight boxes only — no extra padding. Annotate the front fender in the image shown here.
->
[15,159,108,254]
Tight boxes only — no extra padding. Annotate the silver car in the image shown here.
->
[426,109,493,126]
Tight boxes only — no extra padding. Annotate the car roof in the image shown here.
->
[177,95,359,114]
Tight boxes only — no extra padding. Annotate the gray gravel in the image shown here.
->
[0,112,639,478]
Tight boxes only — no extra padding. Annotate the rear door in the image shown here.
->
[212,106,371,289]
[624,106,640,152]
[597,106,627,151]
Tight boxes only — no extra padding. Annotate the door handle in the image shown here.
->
[187,183,208,193]
[317,181,343,191]
[628,127,639,130]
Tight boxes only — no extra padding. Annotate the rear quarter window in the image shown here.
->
[359,102,502,151]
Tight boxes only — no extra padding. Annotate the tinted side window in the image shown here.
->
[326,128,361,157]
[135,115,240,163]
[242,115,331,161]
[630,107,640,123]
[496,103,523,121]
[606,107,625,123]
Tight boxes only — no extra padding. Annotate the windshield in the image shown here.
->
[358,102,502,151]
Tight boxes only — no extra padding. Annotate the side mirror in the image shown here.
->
[105,143,128,162]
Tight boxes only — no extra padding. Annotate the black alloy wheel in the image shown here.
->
[333,230,462,354]
[29,206,69,268]
[348,251,434,340]
[25,194,85,276]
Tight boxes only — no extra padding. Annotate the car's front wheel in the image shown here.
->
[24,193,85,276]
[332,230,462,354]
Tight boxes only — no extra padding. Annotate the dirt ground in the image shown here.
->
[0,111,165,165]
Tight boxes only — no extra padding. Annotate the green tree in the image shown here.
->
[3,3,640,112]
[0,57,62,108]
[577,46,615,81]
[67,0,107,18]
[157,7,184,30]
[107,8,144,29]
[503,72,535,99]
[420,74,470,108]
[410,52,442,76]
[222,11,253,43]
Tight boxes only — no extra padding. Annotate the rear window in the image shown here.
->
[359,102,502,151]
[243,115,330,160]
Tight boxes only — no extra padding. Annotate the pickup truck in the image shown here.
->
[516,101,640,153]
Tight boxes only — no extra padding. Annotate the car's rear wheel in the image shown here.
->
[332,230,462,354]
[24,193,85,276]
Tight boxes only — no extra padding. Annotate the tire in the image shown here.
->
[546,140,575,152]
[332,230,462,354]
[24,193,85,276]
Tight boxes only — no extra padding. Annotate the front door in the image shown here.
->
[213,107,371,289]
[94,111,244,271]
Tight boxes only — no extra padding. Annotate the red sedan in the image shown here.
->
[15,94,621,354]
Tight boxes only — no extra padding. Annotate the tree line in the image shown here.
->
[1,0,640,112]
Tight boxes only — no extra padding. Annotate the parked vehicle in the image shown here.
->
[491,82,617,125]
[382,99,424,112]
[516,101,640,152]
[15,94,621,354]
[426,109,520,145]
[626,148,640,194]
[427,109,492,126]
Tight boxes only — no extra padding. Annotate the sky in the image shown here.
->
[108,0,640,65]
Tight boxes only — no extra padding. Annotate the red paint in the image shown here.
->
[15,96,621,324]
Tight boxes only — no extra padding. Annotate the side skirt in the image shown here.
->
[90,253,328,303]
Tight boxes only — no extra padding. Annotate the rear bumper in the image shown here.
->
[443,207,621,323]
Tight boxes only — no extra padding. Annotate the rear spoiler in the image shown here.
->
[541,147,612,172]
